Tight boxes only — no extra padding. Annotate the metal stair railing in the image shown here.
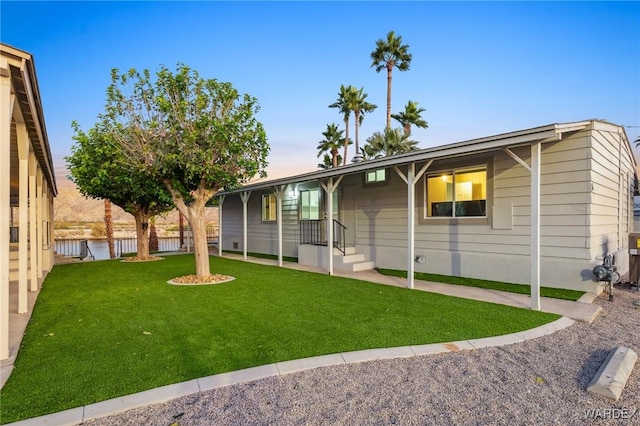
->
[299,219,347,255]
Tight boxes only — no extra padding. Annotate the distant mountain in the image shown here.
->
[54,174,218,225]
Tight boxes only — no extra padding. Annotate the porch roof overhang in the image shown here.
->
[2,43,58,197]
[220,120,602,196]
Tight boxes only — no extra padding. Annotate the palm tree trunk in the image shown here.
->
[332,148,338,167]
[354,110,361,157]
[386,66,393,129]
[149,216,158,252]
[104,199,115,259]
[179,211,184,248]
[343,116,350,165]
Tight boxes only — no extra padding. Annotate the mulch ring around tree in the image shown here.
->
[121,256,165,263]
[167,274,235,286]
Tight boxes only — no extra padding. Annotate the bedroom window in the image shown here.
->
[365,169,388,184]
[262,194,277,222]
[426,167,487,217]
[300,188,320,220]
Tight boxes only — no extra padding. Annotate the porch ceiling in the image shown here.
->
[2,43,57,202]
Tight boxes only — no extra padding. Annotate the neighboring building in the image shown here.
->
[1,44,57,360]
[218,120,636,303]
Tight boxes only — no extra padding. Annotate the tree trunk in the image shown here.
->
[188,209,210,277]
[331,148,338,168]
[343,116,350,166]
[133,208,151,259]
[179,211,184,248]
[104,199,116,259]
[166,181,215,277]
[386,66,393,129]
[354,110,361,155]
[149,217,158,252]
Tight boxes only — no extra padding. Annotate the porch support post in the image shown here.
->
[272,185,288,267]
[36,168,43,279]
[502,146,540,311]
[531,142,541,311]
[240,191,251,260]
[0,58,11,360]
[395,160,432,289]
[217,195,225,257]
[28,152,38,291]
[320,176,343,275]
[17,121,28,313]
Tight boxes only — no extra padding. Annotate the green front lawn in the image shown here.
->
[376,268,585,301]
[1,255,559,423]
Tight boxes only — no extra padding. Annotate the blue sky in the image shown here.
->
[2,1,639,179]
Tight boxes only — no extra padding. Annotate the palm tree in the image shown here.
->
[329,85,357,165]
[391,100,428,136]
[371,31,412,129]
[362,127,419,159]
[350,87,377,162]
[317,123,349,168]
[318,153,344,169]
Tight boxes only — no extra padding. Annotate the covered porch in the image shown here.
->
[217,121,598,312]
[1,44,57,361]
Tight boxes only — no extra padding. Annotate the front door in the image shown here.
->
[340,184,356,247]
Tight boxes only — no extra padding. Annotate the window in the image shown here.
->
[365,169,388,184]
[426,167,487,217]
[262,194,276,221]
[300,188,320,220]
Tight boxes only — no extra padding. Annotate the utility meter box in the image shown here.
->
[629,233,640,283]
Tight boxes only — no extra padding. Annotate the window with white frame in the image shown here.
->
[365,169,388,184]
[426,167,487,217]
[300,188,320,220]
[262,194,277,221]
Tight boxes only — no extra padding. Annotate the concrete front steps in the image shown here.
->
[333,247,375,272]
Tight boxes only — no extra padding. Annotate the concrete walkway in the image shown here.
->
[3,253,602,425]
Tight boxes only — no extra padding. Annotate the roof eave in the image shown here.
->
[219,123,577,196]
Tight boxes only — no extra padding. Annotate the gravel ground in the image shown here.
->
[85,285,640,426]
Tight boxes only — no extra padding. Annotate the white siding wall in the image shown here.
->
[588,123,636,280]
[221,183,317,258]
[220,124,636,293]
[354,132,604,292]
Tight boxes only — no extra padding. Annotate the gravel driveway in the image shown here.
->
[85,285,640,426]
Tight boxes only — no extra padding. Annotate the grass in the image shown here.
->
[376,268,585,301]
[1,255,559,423]
[223,249,298,263]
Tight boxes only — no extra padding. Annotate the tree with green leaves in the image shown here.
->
[317,123,350,168]
[67,123,174,259]
[329,85,356,165]
[392,100,428,136]
[349,87,377,162]
[362,127,419,159]
[101,65,269,277]
[371,31,412,129]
